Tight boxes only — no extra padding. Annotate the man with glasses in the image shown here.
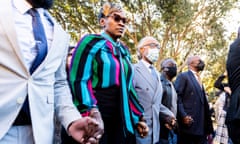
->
[133,36,176,144]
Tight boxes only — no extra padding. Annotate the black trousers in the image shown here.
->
[177,132,207,144]
[61,86,136,144]
[60,115,136,144]
[98,115,136,144]
[227,120,240,144]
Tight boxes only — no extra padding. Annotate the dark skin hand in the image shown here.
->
[68,117,101,144]
[136,117,149,138]
[164,116,177,130]
[182,115,194,126]
[89,108,104,140]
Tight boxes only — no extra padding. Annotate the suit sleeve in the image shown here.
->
[159,103,175,123]
[54,34,81,131]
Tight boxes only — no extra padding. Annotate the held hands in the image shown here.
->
[164,116,177,130]
[136,117,149,138]
[68,117,100,144]
[89,108,104,140]
[224,86,231,94]
[182,115,194,126]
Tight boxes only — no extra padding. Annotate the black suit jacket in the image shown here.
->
[174,70,213,136]
[226,38,240,123]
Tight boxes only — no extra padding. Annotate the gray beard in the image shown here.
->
[27,0,54,9]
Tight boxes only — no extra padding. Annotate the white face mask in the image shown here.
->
[145,48,159,63]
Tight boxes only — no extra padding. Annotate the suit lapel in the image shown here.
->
[188,71,204,103]
[31,11,69,75]
[136,61,157,90]
[0,1,28,73]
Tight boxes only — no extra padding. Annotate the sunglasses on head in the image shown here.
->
[108,14,127,24]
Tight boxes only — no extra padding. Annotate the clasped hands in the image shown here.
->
[136,116,149,138]
[68,108,104,144]
[164,116,177,130]
[182,115,194,126]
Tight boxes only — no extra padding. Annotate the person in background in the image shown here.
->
[226,27,240,144]
[174,55,214,144]
[0,0,103,143]
[66,46,75,74]
[133,36,176,144]
[65,2,149,144]
[213,72,232,144]
[159,58,178,144]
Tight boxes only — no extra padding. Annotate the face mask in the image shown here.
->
[196,60,205,71]
[145,48,159,63]
[165,66,177,78]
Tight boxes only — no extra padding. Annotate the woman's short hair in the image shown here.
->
[98,2,123,22]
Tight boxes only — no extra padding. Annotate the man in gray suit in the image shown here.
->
[0,0,103,143]
[133,36,176,144]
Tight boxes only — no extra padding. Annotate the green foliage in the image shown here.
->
[50,0,238,96]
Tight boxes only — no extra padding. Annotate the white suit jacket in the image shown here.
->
[0,1,80,143]
[133,61,174,144]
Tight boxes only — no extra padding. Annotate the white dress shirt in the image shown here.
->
[12,0,53,70]
[141,59,153,73]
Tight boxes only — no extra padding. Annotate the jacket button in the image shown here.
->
[16,97,24,104]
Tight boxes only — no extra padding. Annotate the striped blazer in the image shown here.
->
[69,32,144,134]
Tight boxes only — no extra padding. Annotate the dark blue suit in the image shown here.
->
[226,38,240,144]
[174,70,213,144]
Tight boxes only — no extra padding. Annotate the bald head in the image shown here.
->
[187,55,205,72]
[187,56,201,66]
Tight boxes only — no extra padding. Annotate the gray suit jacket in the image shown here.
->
[133,61,174,144]
[0,1,80,143]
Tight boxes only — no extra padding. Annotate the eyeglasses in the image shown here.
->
[142,43,160,49]
[108,14,127,24]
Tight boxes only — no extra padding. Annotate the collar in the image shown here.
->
[190,69,201,77]
[161,74,171,84]
[190,69,197,74]
[101,32,121,47]
[101,32,127,57]
[141,59,152,69]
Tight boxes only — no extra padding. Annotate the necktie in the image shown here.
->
[14,9,48,124]
[196,73,202,87]
[28,8,48,74]
[149,65,158,80]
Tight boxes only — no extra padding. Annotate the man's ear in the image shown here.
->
[139,47,145,55]
[99,18,106,28]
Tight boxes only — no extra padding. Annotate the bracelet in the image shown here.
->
[90,108,100,116]
[91,110,99,114]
